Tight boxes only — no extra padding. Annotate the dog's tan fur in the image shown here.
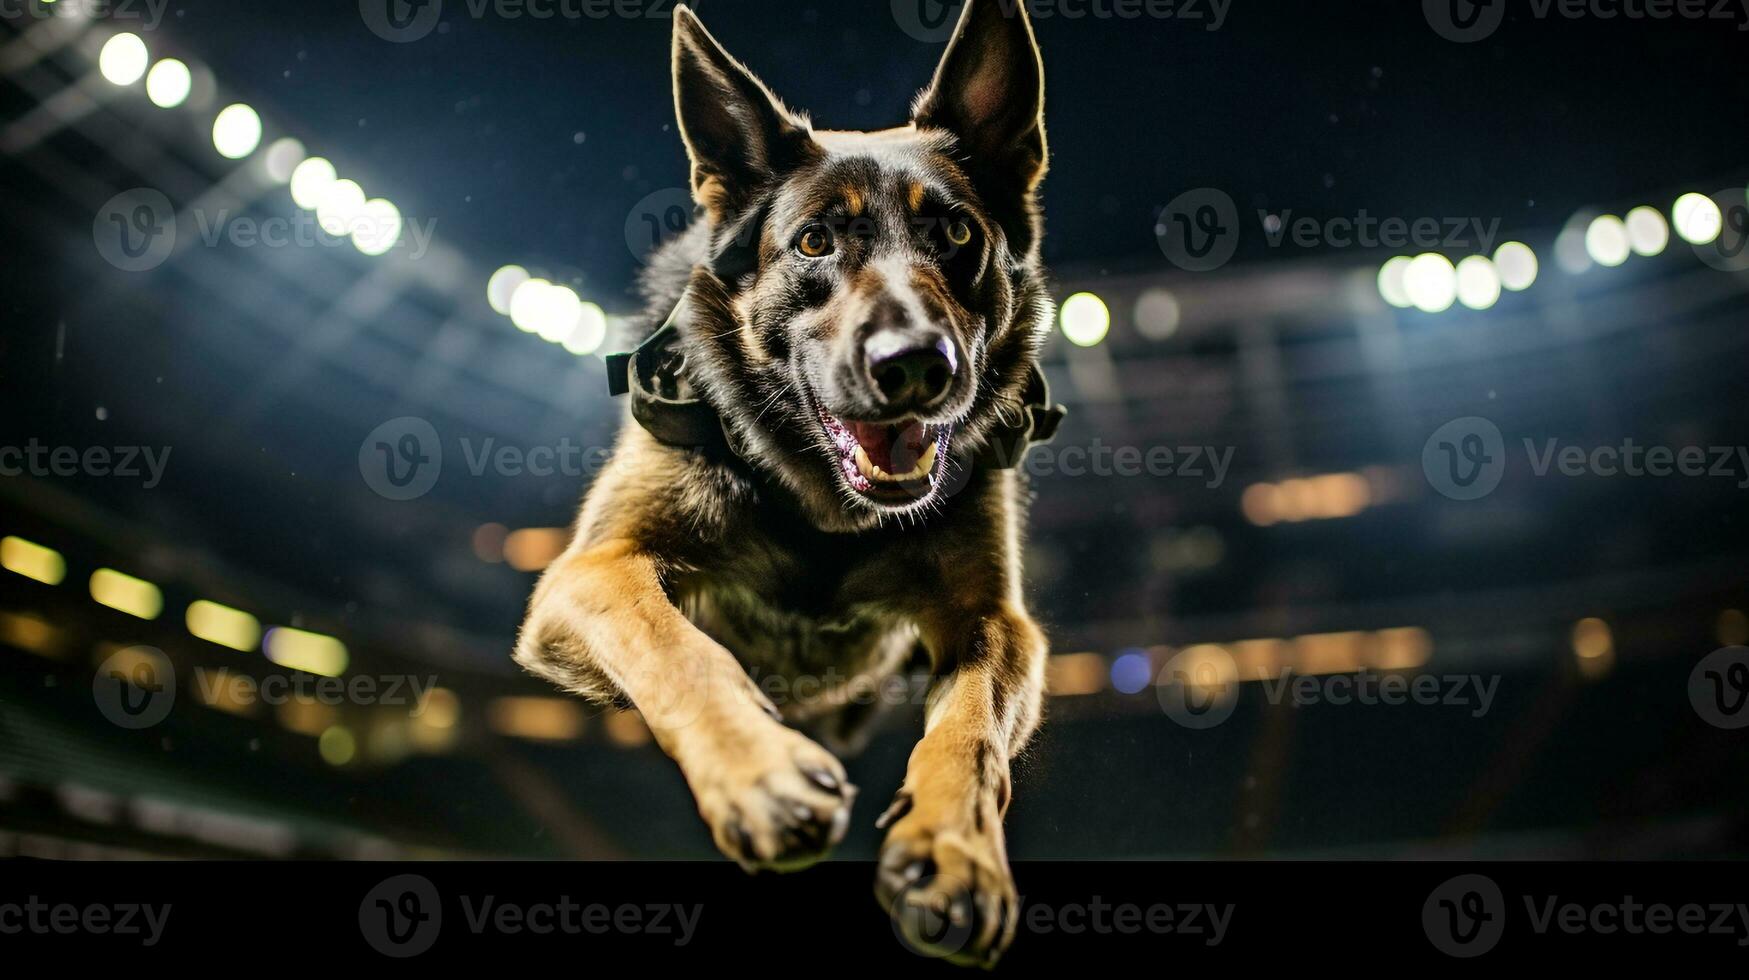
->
[515,1,1051,965]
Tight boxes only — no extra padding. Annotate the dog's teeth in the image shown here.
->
[915,440,937,475]
[854,446,874,480]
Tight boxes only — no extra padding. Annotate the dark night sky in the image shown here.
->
[143,0,1749,307]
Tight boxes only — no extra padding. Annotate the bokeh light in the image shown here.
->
[1059,292,1111,347]
[211,103,262,160]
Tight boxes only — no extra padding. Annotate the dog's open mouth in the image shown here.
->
[819,410,951,503]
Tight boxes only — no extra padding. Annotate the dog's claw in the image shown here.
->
[803,767,841,795]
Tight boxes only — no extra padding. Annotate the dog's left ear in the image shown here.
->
[911,0,1047,249]
[672,5,817,220]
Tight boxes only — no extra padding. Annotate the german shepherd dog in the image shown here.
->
[515,0,1052,964]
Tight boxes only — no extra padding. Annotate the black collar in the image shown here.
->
[605,295,1065,470]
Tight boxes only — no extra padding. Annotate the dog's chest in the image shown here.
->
[675,574,914,681]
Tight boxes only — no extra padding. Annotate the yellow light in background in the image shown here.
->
[211,103,262,160]
[1625,206,1669,256]
[1240,483,1281,527]
[1673,192,1723,245]
[2,536,66,585]
[263,626,348,677]
[503,528,568,572]
[319,726,358,766]
[191,667,257,717]
[1403,253,1457,313]
[1372,627,1434,671]
[487,697,585,741]
[0,611,67,659]
[411,688,457,729]
[1571,617,1615,680]
[1291,632,1370,676]
[410,689,461,753]
[1455,255,1502,310]
[603,710,652,747]
[1241,473,1373,525]
[144,58,191,108]
[487,265,530,315]
[185,600,261,652]
[1493,241,1539,291]
[1059,292,1110,347]
[1584,215,1630,267]
[278,699,338,736]
[1045,652,1110,696]
[1376,256,1414,308]
[89,568,162,620]
[289,156,337,210]
[1716,609,1747,647]
[98,33,149,86]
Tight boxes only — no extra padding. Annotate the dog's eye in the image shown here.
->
[795,225,835,258]
[945,219,974,247]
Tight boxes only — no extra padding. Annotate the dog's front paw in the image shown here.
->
[875,797,1017,967]
[691,726,854,872]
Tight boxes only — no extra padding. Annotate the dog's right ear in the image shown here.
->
[672,5,816,219]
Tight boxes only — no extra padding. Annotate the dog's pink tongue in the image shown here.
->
[849,421,926,472]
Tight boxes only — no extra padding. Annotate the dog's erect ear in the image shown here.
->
[911,0,1048,233]
[672,5,816,218]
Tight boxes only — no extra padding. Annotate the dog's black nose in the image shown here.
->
[865,330,957,411]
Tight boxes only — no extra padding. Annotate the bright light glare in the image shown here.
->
[1673,192,1723,245]
[144,58,191,108]
[1377,256,1413,308]
[289,156,337,209]
[211,103,262,160]
[1455,255,1502,310]
[1059,292,1110,347]
[186,600,261,652]
[488,265,529,315]
[509,278,554,333]
[536,285,583,343]
[1403,253,1457,313]
[1625,206,1669,256]
[563,302,609,355]
[89,568,163,620]
[1584,215,1630,267]
[99,33,149,86]
[316,178,366,237]
[351,198,403,256]
[264,626,349,677]
[1493,242,1538,291]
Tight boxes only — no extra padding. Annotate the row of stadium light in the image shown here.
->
[97,32,405,257]
[1,534,348,677]
[1376,193,1733,314]
[485,263,610,355]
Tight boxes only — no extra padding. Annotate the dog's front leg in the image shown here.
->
[515,538,854,870]
[876,603,1046,966]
